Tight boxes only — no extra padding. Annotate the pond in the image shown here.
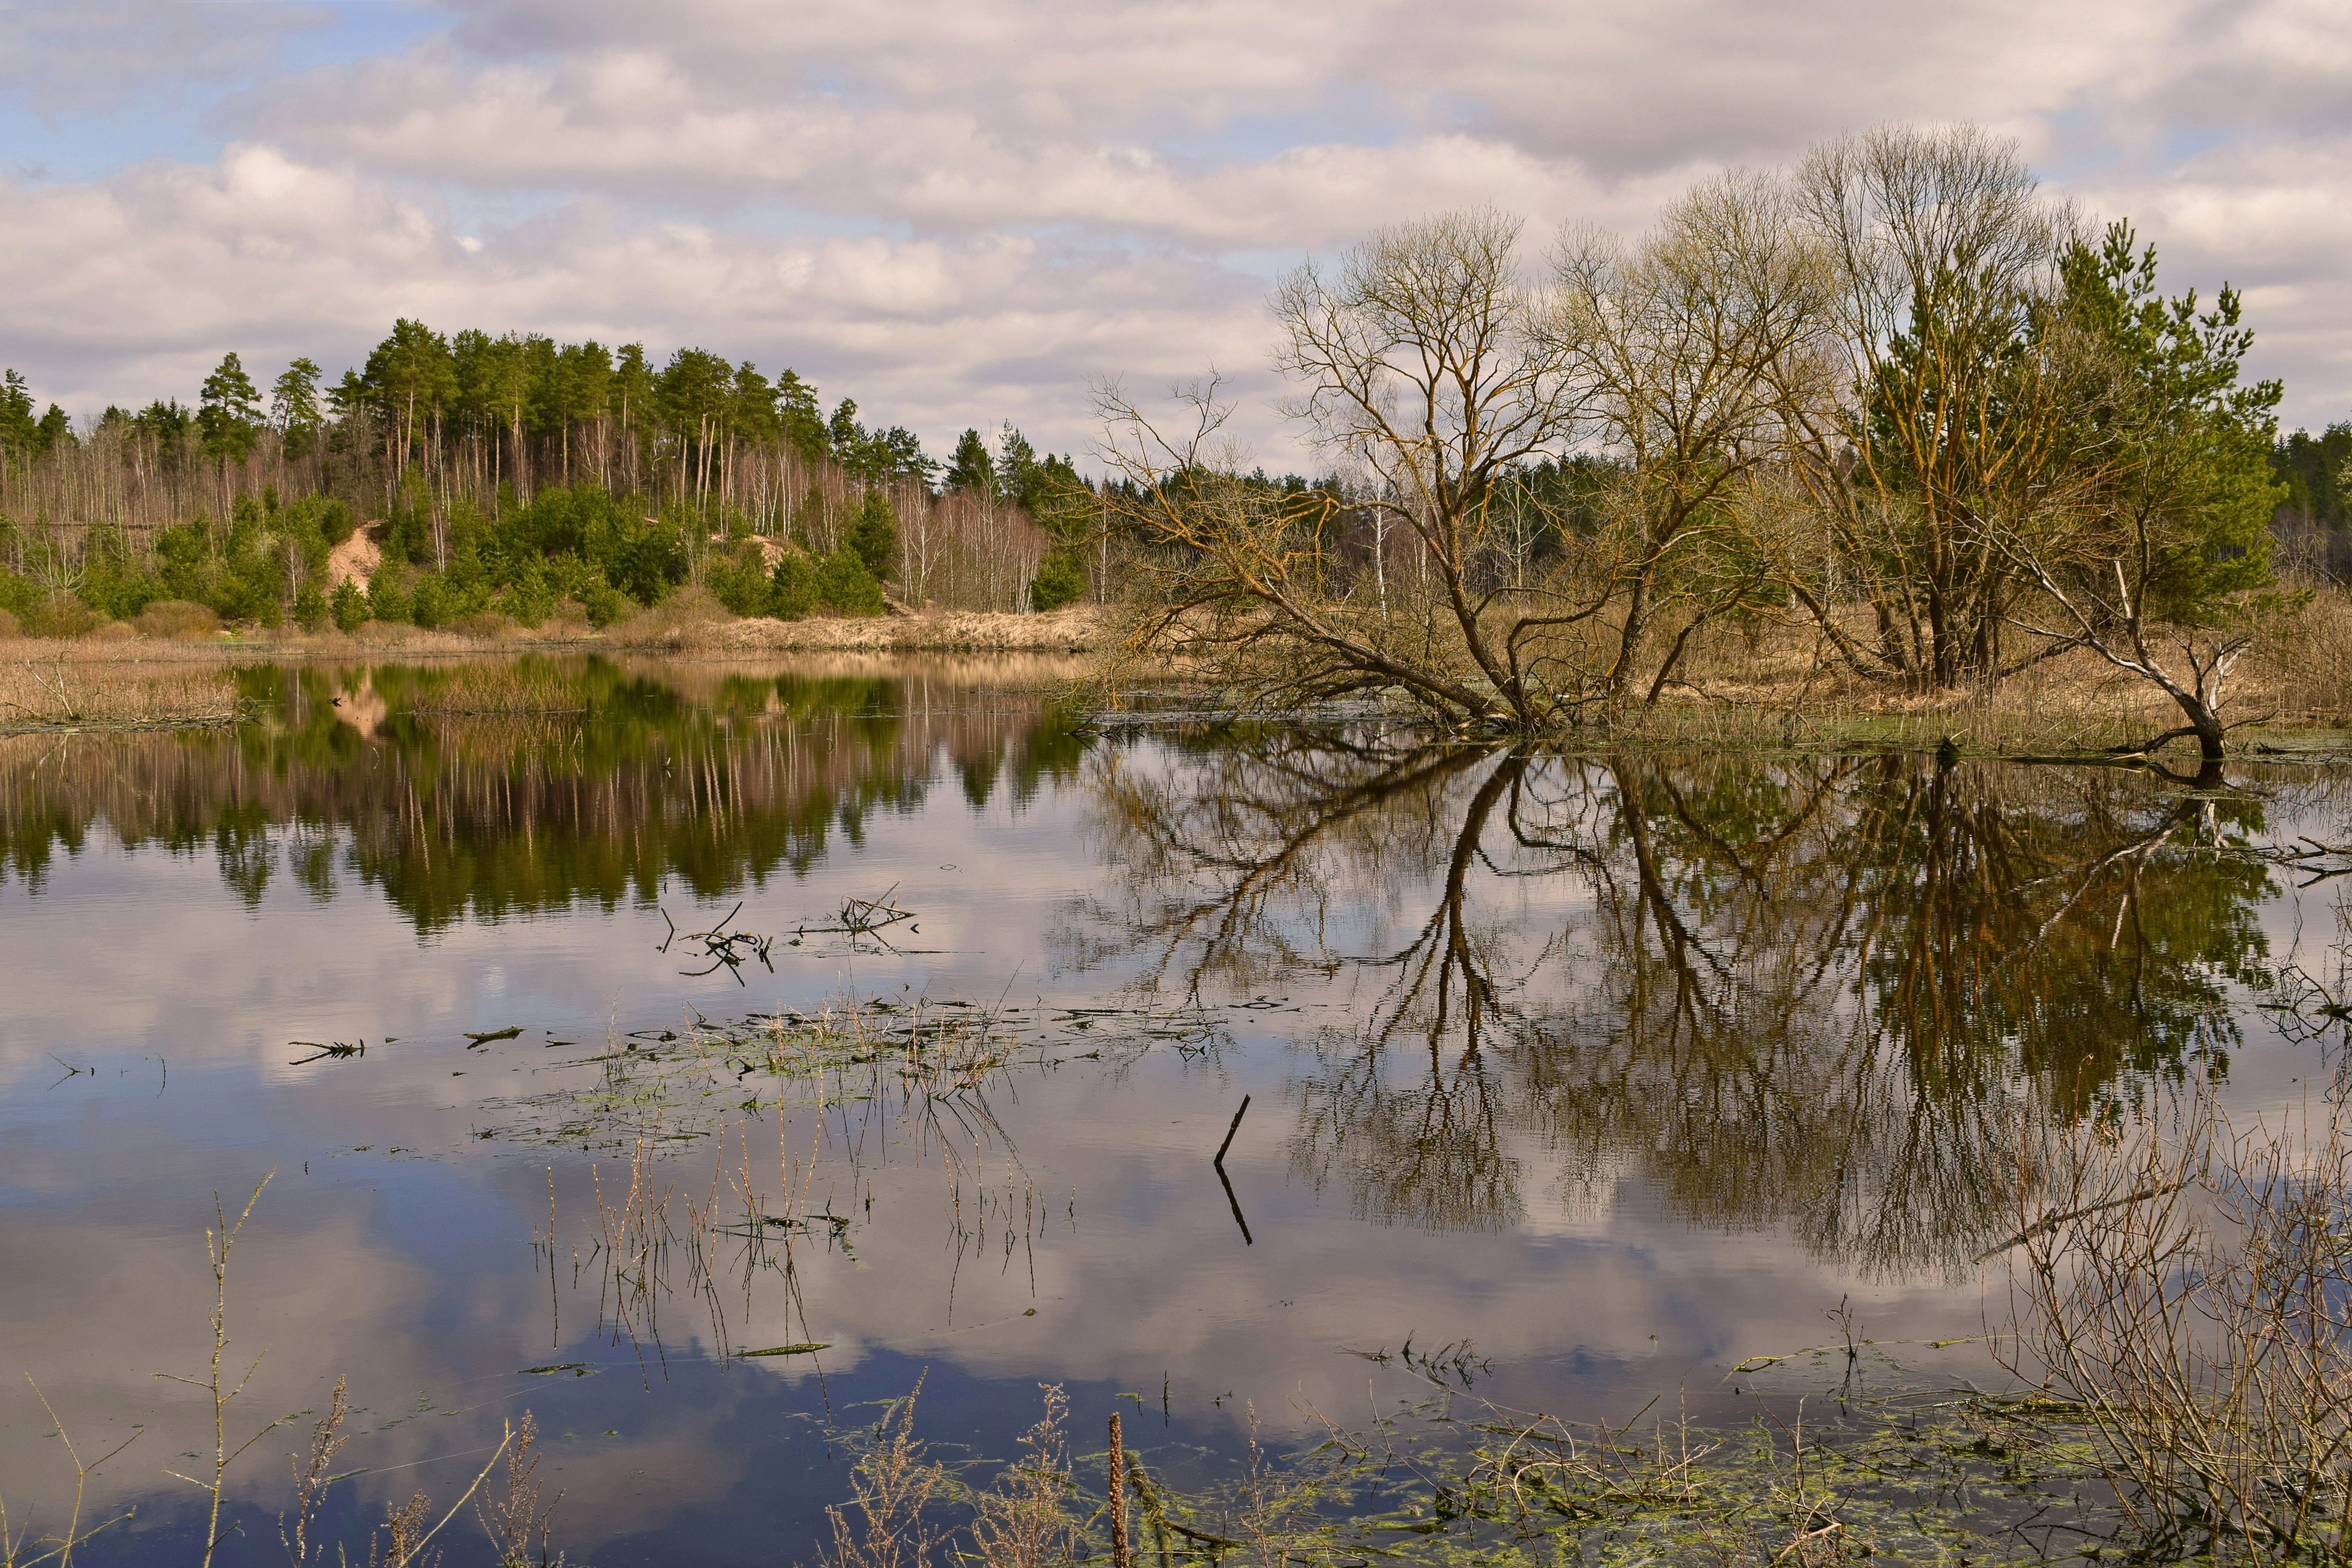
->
[1,654,2346,1564]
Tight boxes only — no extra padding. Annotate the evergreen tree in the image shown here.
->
[2056,222,2285,624]
[0,370,37,464]
[995,421,1037,497]
[816,547,886,616]
[34,404,73,453]
[198,352,263,465]
[844,488,898,580]
[775,371,827,465]
[771,550,818,618]
[2273,422,2351,527]
[946,428,995,497]
[361,319,456,474]
[828,398,862,453]
[271,358,325,459]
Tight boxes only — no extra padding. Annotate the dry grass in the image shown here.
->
[691,604,1106,655]
[0,643,240,729]
[2246,581,2352,730]
[0,582,2339,751]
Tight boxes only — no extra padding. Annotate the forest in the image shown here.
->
[0,330,1105,635]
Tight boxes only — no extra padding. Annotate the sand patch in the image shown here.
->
[325,521,386,590]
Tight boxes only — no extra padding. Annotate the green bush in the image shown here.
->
[706,545,780,618]
[1029,544,1088,612]
[0,566,38,619]
[330,579,368,632]
[367,563,413,626]
[607,513,684,605]
[844,488,898,580]
[772,551,817,619]
[816,548,886,617]
[410,573,450,629]
[581,581,627,628]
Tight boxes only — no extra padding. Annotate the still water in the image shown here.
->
[1,655,2345,1563]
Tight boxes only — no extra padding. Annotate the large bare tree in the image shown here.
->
[1099,211,1590,732]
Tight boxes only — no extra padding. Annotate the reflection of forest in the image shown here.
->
[0,656,1086,927]
[1087,734,2299,1274]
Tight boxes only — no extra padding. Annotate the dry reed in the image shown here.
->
[0,646,240,729]
[2000,1076,2352,1563]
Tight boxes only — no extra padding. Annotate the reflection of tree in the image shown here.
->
[0,658,1087,928]
[1085,735,2303,1270]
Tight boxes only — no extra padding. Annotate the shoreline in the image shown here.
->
[5,604,2350,761]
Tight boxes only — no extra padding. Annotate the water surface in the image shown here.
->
[2,654,2344,1563]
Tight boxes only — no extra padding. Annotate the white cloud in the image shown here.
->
[0,149,1272,455]
[0,0,327,115]
[2,0,2349,452]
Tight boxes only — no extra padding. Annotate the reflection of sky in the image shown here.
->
[2,720,2346,1564]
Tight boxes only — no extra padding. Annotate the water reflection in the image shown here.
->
[2,659,2342,1565]
[1085,731,2287,1270]
[0,655,1088,925]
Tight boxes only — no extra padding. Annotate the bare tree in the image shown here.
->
[1549,169,1835,703]
[1100,212,1592,730]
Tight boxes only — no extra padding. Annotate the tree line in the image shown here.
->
[0,326,1105,633]
[1100,123,2345,757]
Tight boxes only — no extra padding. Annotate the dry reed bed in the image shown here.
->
[0,644,240,729]
[663,603,1107,654]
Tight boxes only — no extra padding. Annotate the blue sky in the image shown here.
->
[3,0,2348,460]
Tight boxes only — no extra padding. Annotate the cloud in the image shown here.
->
[0,147,1274,454]
[2,0,2349,452]
[0,0,327,116]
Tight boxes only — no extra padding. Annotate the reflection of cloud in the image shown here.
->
[1,719,2339,1557]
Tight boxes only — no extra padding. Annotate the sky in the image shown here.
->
[2,0,2349,466]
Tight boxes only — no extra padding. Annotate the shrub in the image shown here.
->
[0,609,18,639]
[451,611,522,640]
[1029,544,1088,612]
[410,573,450,630]
[706,545,780,618]
[580,581,627,629]
[845,488,898,580]
[772,551,818,619]
[816,548,886,617]
[22,593,99,638]
[135,599,223,640]
[607,513,684,605]
[329,579,368,632]
[367,564,413,626]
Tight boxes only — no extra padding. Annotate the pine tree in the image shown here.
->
[946,428,995,497]
[198,352,263,465]
[271,358,325,459]
[845,488,898,581]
